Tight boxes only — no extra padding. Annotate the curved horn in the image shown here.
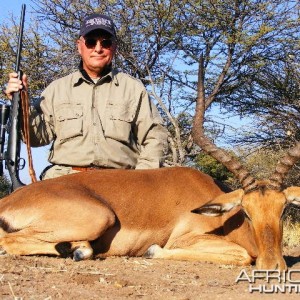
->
[192,53,257,192]
[192,128,257,192]
[269,142,300,190]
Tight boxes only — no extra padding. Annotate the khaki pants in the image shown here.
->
[41,165,80,180]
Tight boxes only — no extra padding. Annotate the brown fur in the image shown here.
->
[0,167,299,269]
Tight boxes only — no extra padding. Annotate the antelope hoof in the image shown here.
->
[73,247,93,261]
[143,244,161,259]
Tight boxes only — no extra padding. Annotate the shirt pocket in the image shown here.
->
[55,104,83,144]
[104,102,135,143]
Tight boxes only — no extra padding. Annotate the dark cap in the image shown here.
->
[80,13,116,37]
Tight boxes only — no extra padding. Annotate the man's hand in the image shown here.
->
[5,72,28,100]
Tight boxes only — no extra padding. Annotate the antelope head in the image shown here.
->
[192,155,300,270]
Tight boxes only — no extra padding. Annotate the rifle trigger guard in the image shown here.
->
[18,158,25,170]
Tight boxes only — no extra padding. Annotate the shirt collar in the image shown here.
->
[73,60,114,86]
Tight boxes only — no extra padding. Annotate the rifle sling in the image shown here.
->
[20,90,37,183]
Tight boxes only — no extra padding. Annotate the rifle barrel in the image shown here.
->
[15,4,26,74]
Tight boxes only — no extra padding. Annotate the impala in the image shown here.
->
[0,142,299,270]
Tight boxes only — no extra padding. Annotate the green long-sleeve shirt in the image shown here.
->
[28,69,168,174]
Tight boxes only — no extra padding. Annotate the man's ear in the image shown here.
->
[192,189,244,217]
[77,39,82,55]
[283,187,300,207]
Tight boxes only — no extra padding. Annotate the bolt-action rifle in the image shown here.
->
[3,4,27,191]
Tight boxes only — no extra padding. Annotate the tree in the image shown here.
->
[1,0,299,171]
[0,16,58,100]
[229,52,300,149]
[195,152,237,187]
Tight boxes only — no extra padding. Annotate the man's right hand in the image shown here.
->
[5,72,28,100]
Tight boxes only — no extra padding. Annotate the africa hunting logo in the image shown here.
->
[236,269,300,293]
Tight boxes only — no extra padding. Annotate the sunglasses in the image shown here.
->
[83,37,114,49]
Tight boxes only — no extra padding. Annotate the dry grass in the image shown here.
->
[283,218,300,248]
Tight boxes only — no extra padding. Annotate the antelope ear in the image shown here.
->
[283,187,300,206]
[192,189,244,216]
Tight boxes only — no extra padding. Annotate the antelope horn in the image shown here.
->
[269,142,300,190]
[192,53,257,192]
[192,132,257,192]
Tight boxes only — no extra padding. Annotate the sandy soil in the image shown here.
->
[0,247,300,300]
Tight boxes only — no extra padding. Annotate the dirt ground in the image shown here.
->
[0,247,300,300]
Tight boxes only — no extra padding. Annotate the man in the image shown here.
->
[5,13,168,179]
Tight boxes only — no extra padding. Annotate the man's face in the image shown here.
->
[77,29,116,78]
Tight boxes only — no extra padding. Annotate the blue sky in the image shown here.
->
[0,0,33,23]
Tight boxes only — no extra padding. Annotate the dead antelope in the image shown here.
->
[0,145,299,270]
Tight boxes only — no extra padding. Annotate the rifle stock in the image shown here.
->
[5,4,26,191]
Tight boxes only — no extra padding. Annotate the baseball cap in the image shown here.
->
[80,13,116,37]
